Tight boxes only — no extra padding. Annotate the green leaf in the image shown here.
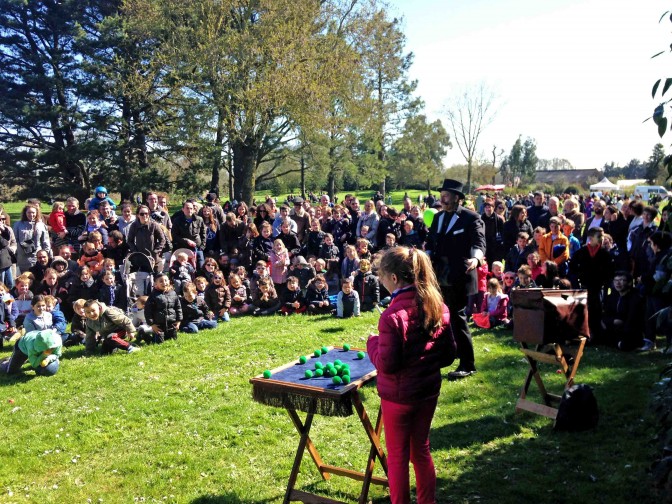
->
[658,117,667,138]
[653,79,662,98]
[663,78,672,97]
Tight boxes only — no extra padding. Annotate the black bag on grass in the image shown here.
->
[554,384,598,432]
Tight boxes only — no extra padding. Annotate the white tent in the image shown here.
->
[590,177,619,192]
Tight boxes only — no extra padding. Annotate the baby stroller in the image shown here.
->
[123,252,155,313]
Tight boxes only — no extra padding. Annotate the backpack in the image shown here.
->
[554,384,599,432]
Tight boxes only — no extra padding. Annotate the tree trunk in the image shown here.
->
[211,109,225,193]
[232,138,257,205]
[300,153,306,199]
[467,158,473,194]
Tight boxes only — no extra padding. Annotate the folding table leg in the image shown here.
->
[358,403,387,504]
[286,408,331,481]
[283,399,318,504]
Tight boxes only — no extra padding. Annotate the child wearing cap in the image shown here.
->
[289,255,316,293]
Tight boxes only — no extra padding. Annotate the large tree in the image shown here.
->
[149,0,369,204]
[0,0,94,202]
[388,114,451,191]
[444,82,498,192]
[357,7,420,195]
[501,136,538,185]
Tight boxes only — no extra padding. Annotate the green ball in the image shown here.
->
[299,356,307,364]
[357,351,365,359]
[334,364,342,372]
[334,359,342,366]
[343,344,351,351]
[314,349,322,357]
[321,346,329,355]
[342,375,351,384]
[341,368,350,376]
[315,369,324,377]
[315,362,324,369]
[332,376,343,385]
[263,370,272,379]
[305,370,314,379]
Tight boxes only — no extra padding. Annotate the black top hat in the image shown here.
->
[439,179,465,200]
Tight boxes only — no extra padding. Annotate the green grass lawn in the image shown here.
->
[0,313,665,503]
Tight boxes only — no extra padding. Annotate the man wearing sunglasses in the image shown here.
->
[127,205,166,272]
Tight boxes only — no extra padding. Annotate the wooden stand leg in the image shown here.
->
[284,399,318,504]
[515,338,587,420]
[352,390,388,504]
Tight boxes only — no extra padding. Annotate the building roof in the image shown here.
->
[533,169,601,186]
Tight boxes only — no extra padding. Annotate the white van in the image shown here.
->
[634,185,671,202]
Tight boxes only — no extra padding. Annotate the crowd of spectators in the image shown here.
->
[1,184,671,376]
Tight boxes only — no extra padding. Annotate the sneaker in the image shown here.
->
[127,346,141,354]
[221,312,230,322]
[637,339,655,352]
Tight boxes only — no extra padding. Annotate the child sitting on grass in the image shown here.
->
[353,259,380,312]
[228,273,253,316]
[22,295,53,333]
[252,277,280,316]
[336,277,360,318]
[194,276,208,300]
[279,276,306,315]
[83,299,139,356]
[96,270,127,311]
[180,282,217,333]
[66,299,88,347]
[473,278,509,329]
[144,273,183,343]
[0,328,62,376]
[204,270,231,322]
[43,295,67,336]
[306,274,332,315]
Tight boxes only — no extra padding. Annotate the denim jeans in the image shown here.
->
[181,319,218,333]
[0,266,14,289]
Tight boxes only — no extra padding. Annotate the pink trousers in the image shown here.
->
[381,397,438,504]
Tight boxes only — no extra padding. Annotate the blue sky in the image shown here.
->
[387,0,668,170]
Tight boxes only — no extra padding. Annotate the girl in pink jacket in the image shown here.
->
[367,247,456,504]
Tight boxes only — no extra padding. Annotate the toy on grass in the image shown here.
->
[321,346,329,355]
[332,376,343,385]
[305,370,314,379]
[342,343,350,351]
[263,370,272,379]
[356,351,365,359]
[299,355,307,364]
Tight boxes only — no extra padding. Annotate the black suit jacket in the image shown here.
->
[426,206,486,296]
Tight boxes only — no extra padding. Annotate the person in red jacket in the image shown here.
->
[367,247,456,504]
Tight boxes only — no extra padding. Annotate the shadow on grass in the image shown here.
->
[191,492,279,504]
[0,372,37,386]
[432,414,523,451]
[320,326,346,334]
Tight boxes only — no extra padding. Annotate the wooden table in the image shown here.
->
[250,347,388,504]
